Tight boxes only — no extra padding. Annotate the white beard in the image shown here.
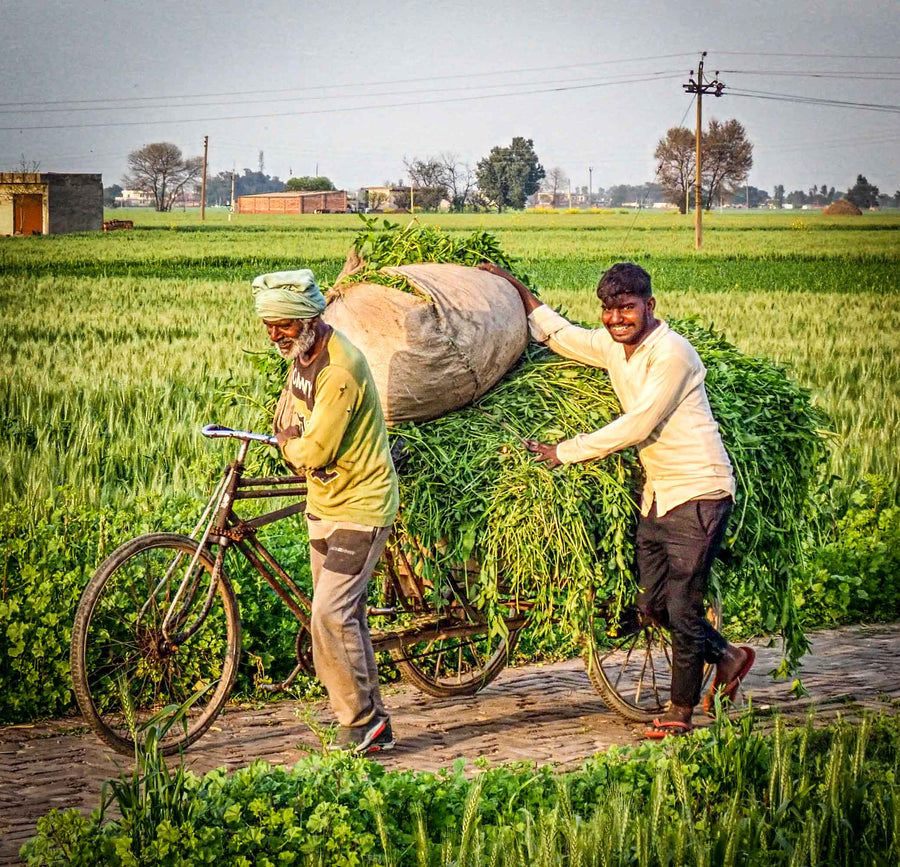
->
[278,322,317,359]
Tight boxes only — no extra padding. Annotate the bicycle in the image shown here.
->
[70,425,720,755]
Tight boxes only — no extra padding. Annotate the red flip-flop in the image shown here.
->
[644,718,693,739]
[703,646,756,716]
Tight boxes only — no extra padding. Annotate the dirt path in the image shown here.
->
[2,623,898,864]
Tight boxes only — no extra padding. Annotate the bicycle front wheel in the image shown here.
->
[70,533,241,755]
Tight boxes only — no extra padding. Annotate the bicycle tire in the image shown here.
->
[391,621,520,698]
[583,599,721,723]
[70,532,241,755]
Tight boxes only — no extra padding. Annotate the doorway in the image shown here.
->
[13,194,43,235]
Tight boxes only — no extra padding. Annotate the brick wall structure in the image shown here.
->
[0,172,102,235]
[238,190,348,214]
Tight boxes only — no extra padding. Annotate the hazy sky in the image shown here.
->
[2,0,897,195]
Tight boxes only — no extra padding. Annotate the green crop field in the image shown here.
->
[1,209,898,513]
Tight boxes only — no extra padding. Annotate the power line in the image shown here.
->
[677,94,696,127]
[0,52,698,111]
[723,69,900,80]
[712,51,900,60]
[0,72,685,133]
[0,69,685,117]
[728,87,900,113]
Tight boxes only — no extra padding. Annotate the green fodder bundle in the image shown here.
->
[239,220,828,665]
[393,327,827,664]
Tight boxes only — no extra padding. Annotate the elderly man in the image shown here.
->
[252,269,399,754]
[479,261,755,737]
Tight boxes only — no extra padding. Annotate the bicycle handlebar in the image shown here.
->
[202,424,278,447]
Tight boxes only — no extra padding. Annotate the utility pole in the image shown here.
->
[228,165,236,222]
[200,135,209,222]
[683,53,725,249]
[588,166,593,207]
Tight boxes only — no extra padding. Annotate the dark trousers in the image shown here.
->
[636,497,733,708]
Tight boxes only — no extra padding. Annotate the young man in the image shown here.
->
[252,269,399,753]
[478,261,755,736]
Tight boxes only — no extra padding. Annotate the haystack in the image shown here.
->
[822,198,862,216]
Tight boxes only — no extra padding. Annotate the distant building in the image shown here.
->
[237,190,348,214]
[0,172,102,235]
[115,188,155,207]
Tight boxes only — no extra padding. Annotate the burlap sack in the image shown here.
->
[273,262,528,430]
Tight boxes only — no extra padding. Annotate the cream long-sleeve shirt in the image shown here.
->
[528,305,735,517]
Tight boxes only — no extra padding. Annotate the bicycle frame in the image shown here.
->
[162,425,529,693]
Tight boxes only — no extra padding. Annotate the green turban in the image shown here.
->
[252,269,327,320]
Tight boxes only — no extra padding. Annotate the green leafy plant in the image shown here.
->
[21,711,900,866]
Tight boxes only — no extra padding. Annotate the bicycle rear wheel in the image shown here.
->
[70,532,241,755]
[382,536,521,697]
[391,617,521,698]
[584,599,721,723]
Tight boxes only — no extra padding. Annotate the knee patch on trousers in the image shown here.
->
[325,528,377,575]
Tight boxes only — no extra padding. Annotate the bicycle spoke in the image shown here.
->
[635,643,652,704]
[613,632,641,690]
[465,637,483,670]
[648,647,662,709]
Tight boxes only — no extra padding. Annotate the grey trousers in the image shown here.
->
[307,516,391,727]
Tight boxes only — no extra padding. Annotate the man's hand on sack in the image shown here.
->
[476,263,543,314]
[276,425,302,447]
[524,439,562,468]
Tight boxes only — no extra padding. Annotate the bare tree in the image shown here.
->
[122,142,202,212]
[654,127,695,213]
[437,152,475,211]
[402,153,477,211]
[18,154,41,172]
[542,166,569,202]
[403,156,448,210]
[702,119,753,210]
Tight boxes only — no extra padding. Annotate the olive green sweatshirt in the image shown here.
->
[281,328,399,527]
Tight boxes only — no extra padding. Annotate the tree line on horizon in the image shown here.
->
[103,136,897,213]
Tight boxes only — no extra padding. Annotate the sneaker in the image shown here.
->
[335,717,395,754]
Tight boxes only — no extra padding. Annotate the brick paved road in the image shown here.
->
[2,623,898,864]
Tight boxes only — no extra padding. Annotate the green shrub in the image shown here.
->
[0,490,313,724]
[794,475,900,626]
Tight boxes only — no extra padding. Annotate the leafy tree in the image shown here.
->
[285,175,335,192]
[237,169,285,196]
[846,174,880,209]
[204,171,233,207]
[654,127,695,213]
[122,142,202,212]
[773,184,785,208]
[740,186,769,208]
[103,184,123,208]
[475,137,545,211]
